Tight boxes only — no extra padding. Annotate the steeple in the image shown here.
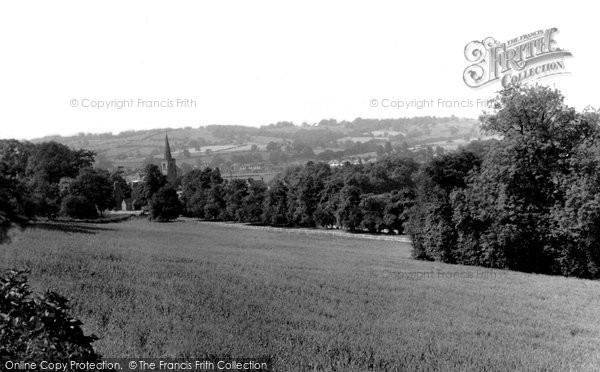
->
[161,132,177,183]
[164,133,173,161]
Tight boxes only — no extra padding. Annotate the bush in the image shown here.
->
[149,186,182,222]
[0,270,101,362]
[60,195,98,219]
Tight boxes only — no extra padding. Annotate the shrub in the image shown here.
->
[0,270,101,362]
[60,195,98,219]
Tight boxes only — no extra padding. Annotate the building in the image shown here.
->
[161,133,178,183]
[113,181,133,211]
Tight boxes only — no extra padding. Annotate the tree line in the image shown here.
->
[0,140,136,223]
[407,85,600,279]
[175,156,418,233]
[3,85,600,279]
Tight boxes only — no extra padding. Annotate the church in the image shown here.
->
[161,133,178,183]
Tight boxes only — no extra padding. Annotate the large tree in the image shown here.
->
[149,186,182,222]
[26,142,94,185]
[68,168,115,216]
[138,164,167,208]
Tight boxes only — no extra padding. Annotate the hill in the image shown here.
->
[31,117,482,172]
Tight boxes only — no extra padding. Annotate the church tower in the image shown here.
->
[161,133,177,183]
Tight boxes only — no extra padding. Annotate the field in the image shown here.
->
[2,219,600,371]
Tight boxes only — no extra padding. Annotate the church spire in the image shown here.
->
[161,132,177,183]
[164,132,173,161]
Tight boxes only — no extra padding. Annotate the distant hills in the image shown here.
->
[32,117,482,172]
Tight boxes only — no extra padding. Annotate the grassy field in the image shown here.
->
[2,219,600,371]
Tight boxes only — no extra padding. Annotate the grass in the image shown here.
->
[2,219,600,371]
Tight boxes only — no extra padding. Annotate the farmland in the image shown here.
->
[2,219,600,371]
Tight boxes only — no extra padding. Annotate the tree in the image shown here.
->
[262,179,289,226]
[240,179,267,223]
[336,184,362,231]
[60,195,98,219]
[26,142,95,185]
[359,194,385,233]
[204,184,226,220]
[110,169,132,205]
[287,162,330,227]
[131,182,145,210]
[224,179,249,221]
[549,135,600,277]
[407,149,482,262]
[382,189,414,234]
[180,167,223,218]
[139,164,167,208]
[68,168,114,216]
[149,186,182,222]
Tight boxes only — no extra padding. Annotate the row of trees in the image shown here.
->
[0,146,103,361]
[179,156,419,233]
[0,140,141,221]
[408,85,600,279]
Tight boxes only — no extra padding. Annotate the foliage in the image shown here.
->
[149,186,182,222]
[0,270,100,362]
[409,85,600,279]
[60,195,98,219]
[0,140,97,219]
[68,168,114,216]
[110,169,132,200]
[179,153,419,234]
[135,164,167,209]
[224,179,249,222]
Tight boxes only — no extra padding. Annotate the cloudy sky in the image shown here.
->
[0,0,596,139]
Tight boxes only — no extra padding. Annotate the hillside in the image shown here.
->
[31,117,482,172]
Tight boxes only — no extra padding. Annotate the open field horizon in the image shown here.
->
[2,219,600,371]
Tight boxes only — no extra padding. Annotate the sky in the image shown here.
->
[0,0,597,140]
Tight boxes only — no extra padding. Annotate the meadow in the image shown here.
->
[2,218,600,371]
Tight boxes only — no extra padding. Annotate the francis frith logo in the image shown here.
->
[463,27,572,88]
